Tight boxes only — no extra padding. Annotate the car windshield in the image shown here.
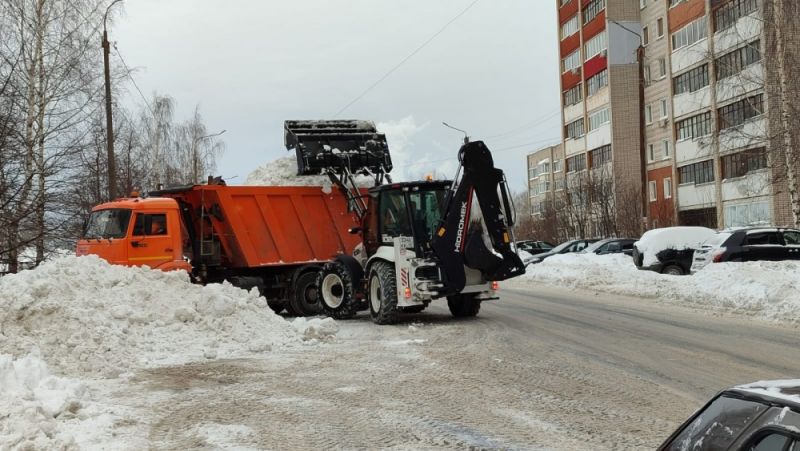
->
[83,209,132,239]
[583,240,611,253]
[549,241,575,254]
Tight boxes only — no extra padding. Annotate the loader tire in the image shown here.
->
[447,293,481,318]
[290,271,322,316]
[368,261,399,325]
[316,262,359,320]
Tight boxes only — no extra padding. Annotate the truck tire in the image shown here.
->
[447,293,481,318]
[316,262,359,319]
[289,271,322,316]
[267,299,286,315]
[368,261,399,325]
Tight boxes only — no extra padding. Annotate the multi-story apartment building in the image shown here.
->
[540,0,797,236]
[527,144,565,218]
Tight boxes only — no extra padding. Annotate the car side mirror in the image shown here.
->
[348,227,362,235]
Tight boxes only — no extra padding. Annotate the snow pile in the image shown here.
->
[0,352,88,449]
[0,255,310,377]
[291,317,339,342]
[246,156,373,192]
[634,227,716,266]
[512,253,800,323]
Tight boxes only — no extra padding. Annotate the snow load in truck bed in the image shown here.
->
[245,156,374,189]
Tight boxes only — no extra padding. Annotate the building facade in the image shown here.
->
[543,0,797,236]
[527,144,565,218]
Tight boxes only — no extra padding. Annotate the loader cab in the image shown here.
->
[76,197,191,272]
[362,181,451,257]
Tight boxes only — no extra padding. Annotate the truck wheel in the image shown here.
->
[316,262,358,319]
[290,271,322,316]
[447,294,481,318]
[368,261,399,325]
[267,299,286,315]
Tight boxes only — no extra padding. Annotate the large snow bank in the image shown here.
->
[246,156,373,191]
[512,253,800,323]
[634,227,716,266]
[0,255,307,377]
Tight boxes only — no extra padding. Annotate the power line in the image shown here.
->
[395,136,560,169]
[112,43,153,115]
[334,0,482,117]
[482,109,561,141]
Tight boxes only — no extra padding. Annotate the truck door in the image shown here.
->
[128,212,175,268]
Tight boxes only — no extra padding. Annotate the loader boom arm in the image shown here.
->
[431,141,525,294]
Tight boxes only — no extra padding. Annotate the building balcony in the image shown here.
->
[565,136,586,157]
[586,123,611,151]
[721,169,770,202]
[675,135,713,164]
[719,116,767,153]
[564,102,584,123]
[714,12,763,55]
[678,182,716,210]
[673,86,711,117]
[672,38,709,74]
[585,87,609,112]
[716,63,763,105]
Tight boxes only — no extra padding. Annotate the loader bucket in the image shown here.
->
[284,120,393,176]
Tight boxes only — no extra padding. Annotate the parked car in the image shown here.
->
[658,380,800,451]
[516,240,554,255]
[632,226,717,275]
[691,227,800,272]
[579,238,636,256]
[525,239,598,265]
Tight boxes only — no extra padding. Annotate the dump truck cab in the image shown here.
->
[76,197,191,273]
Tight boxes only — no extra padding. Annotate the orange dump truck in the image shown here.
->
[76,181,361,315]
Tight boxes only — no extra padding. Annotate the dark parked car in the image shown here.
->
[632,226,717,275]
[691,227,800,272]
[579,238,636,256]
[659,380,800,451]
[516,240,554,255]
[526,239,598,265]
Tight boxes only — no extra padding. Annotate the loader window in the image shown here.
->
[379,191,411,241]
[83,209,132,239]
[409,189,448,241]
[132,214,168,236]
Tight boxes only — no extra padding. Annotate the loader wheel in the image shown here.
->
[289,271,322,316]
[447,293,481,318]
[316,262,359,320]
[368,261,399,325]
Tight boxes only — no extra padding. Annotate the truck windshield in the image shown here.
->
[409,189,448,241]
[83,209,132,239]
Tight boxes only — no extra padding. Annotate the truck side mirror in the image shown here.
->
[348,227,362,235]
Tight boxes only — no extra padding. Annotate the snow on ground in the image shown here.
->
[0,255,338,449]
[512,253,800,323]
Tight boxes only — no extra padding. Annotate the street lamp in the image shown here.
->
[192,130,226,184]
[103,0,123,200]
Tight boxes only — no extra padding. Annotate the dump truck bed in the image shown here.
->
[159,184,361,269]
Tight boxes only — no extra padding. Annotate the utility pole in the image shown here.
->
[192,130,226,184]
[103,0,122,200]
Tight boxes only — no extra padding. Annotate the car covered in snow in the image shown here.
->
[525,239,598,265]
[691,227,800,273]
[658,379,800,451]
[632,226,717,275]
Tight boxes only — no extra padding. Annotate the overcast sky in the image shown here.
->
[114,0,561,191]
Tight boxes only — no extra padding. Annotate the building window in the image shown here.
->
[664,178,673,198]
[663,139,671,158]
[566,153,587,172]
[643,26,650,46]
[657,18,664,37]
[540,161,551,174]
[722,147,767,179]
[659,58,667,78]
[586,69,608,96]
[561,15,579,39]
[584,31,607,60]
[561,0,572,6]
[670,0,687,8]
[590,145,612,168]
[562,49,581,73]
[715,40,761,80]
[672,16,708,50]
[714,0,759,32]
[678,159,715,185]
[724,201,770,227]
[676,111,712,140]
[648,144,655,162]
[645,105,653,124]
[565,118,585,139]
[660,99,668,118]
[644,65,652,83]
[563,84,583,106]
[649,181,657,201]
[528,167,537,179]
[718,94,763,129]
[583,0,605,25]
[588,108,610,131]
[555,178,566,191]
[553,159,563,172]
[673,64,709,94]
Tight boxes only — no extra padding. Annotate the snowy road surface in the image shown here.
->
[103,284,800,450]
